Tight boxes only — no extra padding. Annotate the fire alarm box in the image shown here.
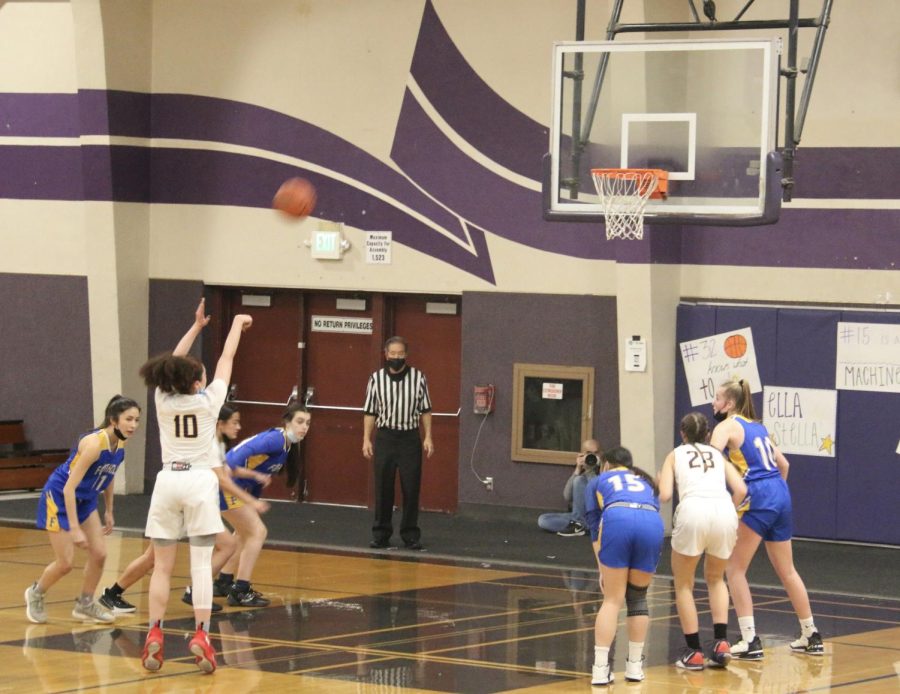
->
[473,384,495,414]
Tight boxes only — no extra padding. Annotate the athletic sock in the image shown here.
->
[218,573,234,584]
[685,632,701,650]
[234,579,250,593]
[109,583,124,596]
[713,623,728,640]
[593,645,610,668]
[799,616,816,638]
[738,616,756,642]
[628,641,644,662]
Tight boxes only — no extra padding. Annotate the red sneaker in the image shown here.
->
[188,626,217,674]
[708,638,732,667]
[141,623,164,671]
[675,647,705,670]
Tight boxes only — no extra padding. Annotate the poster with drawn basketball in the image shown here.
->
[679,328,762,406]
[762,386,837,457]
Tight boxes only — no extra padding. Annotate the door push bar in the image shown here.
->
[227,384,298,408]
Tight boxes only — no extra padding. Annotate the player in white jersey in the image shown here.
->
[658,412,747,671]
[139,299,265,675]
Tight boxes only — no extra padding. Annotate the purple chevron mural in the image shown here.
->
[1,1,899,277]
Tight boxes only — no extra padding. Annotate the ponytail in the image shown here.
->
[602,446,659,497]
[680,412,710,445]
[720,379,757,420]
[99,394,141,428]
[282,402,310,489]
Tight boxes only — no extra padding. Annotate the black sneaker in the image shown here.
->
[99,589,136,614]
[731,635,764,660]
[403,541,425,551]
[227,588,270,608]
[213,577,232,598]
[369,539,390,549]
[181,587,223,612]
[557,521,587,537]
[790,631,824,655]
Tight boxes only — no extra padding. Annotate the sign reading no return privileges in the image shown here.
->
[311,315,373,334]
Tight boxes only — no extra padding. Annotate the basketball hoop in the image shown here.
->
[591,168,668,240]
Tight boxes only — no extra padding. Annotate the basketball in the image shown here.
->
[272,177,317,218]
[723,334,747,358]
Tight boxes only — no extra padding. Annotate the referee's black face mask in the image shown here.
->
[386,357,406,371]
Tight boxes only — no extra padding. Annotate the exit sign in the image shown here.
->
[310,230,342,260]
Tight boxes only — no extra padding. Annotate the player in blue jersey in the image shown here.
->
[25,395,141,624]
[214,402,311,607]
[710,379,824,659]
[584,446,664,686]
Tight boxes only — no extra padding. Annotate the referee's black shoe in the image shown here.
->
[369,539,390,549]
[403,541,425,551]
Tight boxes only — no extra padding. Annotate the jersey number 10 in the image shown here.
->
[174,414,199,439]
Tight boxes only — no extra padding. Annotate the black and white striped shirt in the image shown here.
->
[363,366,432,431]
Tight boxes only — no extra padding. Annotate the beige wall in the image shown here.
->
[1,0,898,492]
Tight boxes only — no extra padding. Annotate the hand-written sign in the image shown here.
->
[762,386,837,457]
[679,327,762,406]
[835,322,900,393]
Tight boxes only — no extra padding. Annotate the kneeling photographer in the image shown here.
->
[537,439,602,537]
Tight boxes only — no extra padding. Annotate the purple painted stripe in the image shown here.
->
[77,90,151,138]
[678,208,900,271]
[793,148,900,199]
[146,147,494,283]
[0,93,80,137]
[2,91,897,200]
[0,145,84,199]
[410,1,550,180]
[392,88,617,260]
[145,92,470,246]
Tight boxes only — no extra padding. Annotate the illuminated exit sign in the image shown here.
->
[309,230,343,260]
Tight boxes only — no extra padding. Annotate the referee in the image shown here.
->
[362,336,434,550]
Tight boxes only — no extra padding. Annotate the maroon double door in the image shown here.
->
[207,289,460,513]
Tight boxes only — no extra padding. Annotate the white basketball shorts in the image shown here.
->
[671,497,738,559]
[145,467,224,540]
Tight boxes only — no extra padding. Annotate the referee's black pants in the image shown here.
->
[372,428,422,544]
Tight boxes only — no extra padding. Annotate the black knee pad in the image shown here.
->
[626,582,649,617]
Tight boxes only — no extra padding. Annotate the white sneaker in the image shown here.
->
[72,599,114,624]
[591,663,614,686]
[25,583,47,624]
[625,656,645,681]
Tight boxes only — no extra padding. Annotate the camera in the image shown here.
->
[583,452,600,468]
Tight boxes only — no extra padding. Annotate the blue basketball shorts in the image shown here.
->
[741,476,793,542]
[597,507,664,573]
[35,488,98,532]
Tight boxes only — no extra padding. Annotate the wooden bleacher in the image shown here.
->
[0,420,68,492]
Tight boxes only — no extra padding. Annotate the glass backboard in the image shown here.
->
[545,38,782,225]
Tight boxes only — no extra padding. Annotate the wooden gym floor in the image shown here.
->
[2,525,899,693]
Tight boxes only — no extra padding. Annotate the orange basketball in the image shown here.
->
[272,177,317,218]
[723,334,747,358]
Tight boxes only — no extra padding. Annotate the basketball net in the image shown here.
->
[591,169,660,241]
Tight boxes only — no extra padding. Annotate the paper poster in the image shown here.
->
[762,386,837,457]
[835,322,900,393]
[679,327,762,406]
